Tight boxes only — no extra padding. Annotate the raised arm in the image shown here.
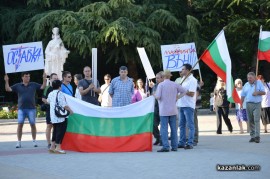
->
[40,71,47,90]
[4,74,12,92]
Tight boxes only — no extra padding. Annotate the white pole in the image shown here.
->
[92,48,97,96]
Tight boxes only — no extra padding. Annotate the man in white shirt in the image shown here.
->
[177,64,197,149]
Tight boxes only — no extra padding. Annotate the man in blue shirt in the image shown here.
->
[109,66,134,107]
[241,72,265,143]
[61,71,73,96]
[4,71,47,148]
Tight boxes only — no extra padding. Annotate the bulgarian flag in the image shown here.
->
[200,30,241,103]
[258,29,270,62]
[62,95,154,152]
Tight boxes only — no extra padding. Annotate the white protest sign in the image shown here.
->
[3,41,44,73]
[161,42,199,72]
[137,47,155,79]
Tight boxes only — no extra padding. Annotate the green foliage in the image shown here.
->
[0,110,17,119]
[0,105,46,119]
[100,17,135,46]
[2,0,270,107]
[147,9,180,30]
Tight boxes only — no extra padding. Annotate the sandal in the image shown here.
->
[54,149,66,154]
[48,149,55,154]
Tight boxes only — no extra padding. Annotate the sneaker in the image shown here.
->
[33,141,38,147]
[184,145,193,150]
[48,144,51,149]
[254,137,260,143]
[157,148,170,152]
[249,138,255,142]
[153,139,160,145]
[177,145,185,148]
[15,141,21,148]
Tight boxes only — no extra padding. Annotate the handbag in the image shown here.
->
[215,95,223,106]
[54,91,70,118]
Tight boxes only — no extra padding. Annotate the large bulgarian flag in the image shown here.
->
[61,95,154,152]
[258,29,270,62]
[200,30,241,103]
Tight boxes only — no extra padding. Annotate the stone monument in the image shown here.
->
[45,27,70,79]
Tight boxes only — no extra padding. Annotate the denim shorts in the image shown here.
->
[18,109,36,125]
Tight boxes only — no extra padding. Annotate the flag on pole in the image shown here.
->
[258,29,270,62]
[62,95,155,152]
[200,30,241,103]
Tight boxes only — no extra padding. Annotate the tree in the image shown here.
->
[191,0,270,81]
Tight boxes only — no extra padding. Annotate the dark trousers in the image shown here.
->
[52,119,67,144]
[216,107,233,133]
[153,107,161,140]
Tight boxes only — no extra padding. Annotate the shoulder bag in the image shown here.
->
[98,85,110,103]
[54,91,70,118]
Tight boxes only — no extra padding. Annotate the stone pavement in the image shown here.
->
[0,111,269,179]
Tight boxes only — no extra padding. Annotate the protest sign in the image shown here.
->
[3,41,44,73]
[137,47,155,79]
[161,42,199,72]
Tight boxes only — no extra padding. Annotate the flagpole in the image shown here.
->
[180,59,201,85]
[198,65,203,82]
[256,25,262,77]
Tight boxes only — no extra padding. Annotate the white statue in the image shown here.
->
[45,27,70,79]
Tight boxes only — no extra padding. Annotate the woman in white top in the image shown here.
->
[136,78,148,100]
[234,79,249,134]
[99,74,112,107]
[214,77,233,134]
[47,80,73,154]
[74,74,83,100]
[257,75,270,133]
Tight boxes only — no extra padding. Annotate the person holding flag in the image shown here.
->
[177,64,198,149]
[241,72,265,143]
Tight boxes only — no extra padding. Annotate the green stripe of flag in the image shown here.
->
[259,37,270,52]
[67,113,154,137]
[208,40,226,72]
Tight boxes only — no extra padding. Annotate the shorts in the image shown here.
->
[18,109,36,125]
[236,109,248,122]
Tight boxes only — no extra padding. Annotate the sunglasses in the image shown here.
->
[104,79,110,80]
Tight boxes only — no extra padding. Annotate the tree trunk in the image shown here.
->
[127,59,139,80]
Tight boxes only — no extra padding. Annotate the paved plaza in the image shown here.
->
[0,111,269,179]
